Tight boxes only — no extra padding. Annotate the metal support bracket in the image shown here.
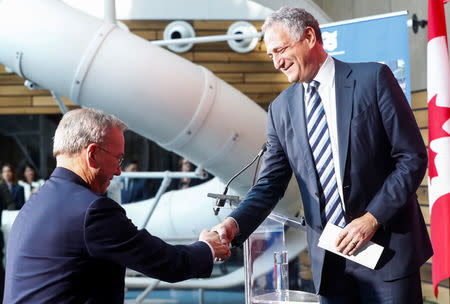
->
[139,173,173,230]
[14,51,24,78]
[70,23,116,102]
[51,91,68,114]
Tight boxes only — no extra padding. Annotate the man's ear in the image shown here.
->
[86,143,99,168]
[304,27,317,48]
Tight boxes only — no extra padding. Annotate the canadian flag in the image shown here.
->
[427,0,450,297]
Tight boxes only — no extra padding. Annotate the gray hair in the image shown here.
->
[53,108,128,157]
[262,7,323,45]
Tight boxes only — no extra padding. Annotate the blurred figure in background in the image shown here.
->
[178,158,201,189]
[18,163,45,202]
[0,164,25,210]
[121,160,149,204]
[175,157,210,190]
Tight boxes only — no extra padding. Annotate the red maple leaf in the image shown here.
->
[428,94,450,180]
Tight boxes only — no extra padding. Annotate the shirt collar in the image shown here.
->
[303,55,334,90]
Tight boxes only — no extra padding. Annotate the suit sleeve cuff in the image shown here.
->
[200,240,214,259]
[227,216,240,234]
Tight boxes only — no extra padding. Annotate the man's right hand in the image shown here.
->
[199,229,231,260]
[211,217,238,261]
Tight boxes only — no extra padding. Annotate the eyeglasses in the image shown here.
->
[97,146,124,167]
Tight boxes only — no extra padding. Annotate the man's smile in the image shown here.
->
[282,62,293,72]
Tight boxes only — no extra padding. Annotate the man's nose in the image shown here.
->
[115,166,121,176]
[273,55,282,70]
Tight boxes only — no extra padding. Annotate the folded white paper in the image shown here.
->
[318,223,384,269]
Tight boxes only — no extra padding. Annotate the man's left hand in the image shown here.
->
[336,212,380,256]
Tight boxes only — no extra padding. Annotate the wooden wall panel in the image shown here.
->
[195,30,230,37]
[245,73,286,83]
[192,20,263,31]
[0,74,24,85]
[0,85,48,96]
[234,83,290,94]
[0,96,31,107]
[423,282,450,304]
[133,30,157,40]
[0,107,71,114]
[201,62,275,73]
[121,20,171,31]
[420,128,429,146]
[413,109,428,128]
[420,205,430,225]
[0,65,9,74]
[412,90,427,109]
[32,96,75,107]
[194,51,269,62]
[246,93,280,104]
[215,73,244,84]
[418,186,429,205]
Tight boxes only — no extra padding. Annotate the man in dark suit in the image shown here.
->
[121,160,149,204]
[213,7,432,303]
[4,108,230,303]
[1,164,25,210]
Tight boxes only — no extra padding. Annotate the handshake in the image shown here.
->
[198,217,239,261]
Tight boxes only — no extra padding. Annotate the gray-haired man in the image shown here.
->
[213,7,431,303]
[5,108,230,303]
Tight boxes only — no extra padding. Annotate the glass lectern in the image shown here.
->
[243,212,319,304]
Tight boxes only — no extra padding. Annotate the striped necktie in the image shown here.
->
[305,80,346,228]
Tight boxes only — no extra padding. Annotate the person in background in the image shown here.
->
[177,157,206,189]
[0,164,25,209]
[18,163,45,202]
[212,7,431,303]
[4,108,230,303]
[121,160,149,204]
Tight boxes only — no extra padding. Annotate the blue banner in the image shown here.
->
[320,11,411,103]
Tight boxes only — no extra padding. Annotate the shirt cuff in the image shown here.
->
[228,216,240,234]
[200,240,215,259]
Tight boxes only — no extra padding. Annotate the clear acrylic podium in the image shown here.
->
[243,212,319,304]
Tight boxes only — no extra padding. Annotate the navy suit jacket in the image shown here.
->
[230,60,433,291]
[121,178,149,204]
[0,181,25,210]
[10,184,25,209]
[4,167,213,303]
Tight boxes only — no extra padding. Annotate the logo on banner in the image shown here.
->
[322,30,345,56]
[323,31,338,51]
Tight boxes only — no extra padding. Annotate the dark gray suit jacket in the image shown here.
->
[230,59,432,292]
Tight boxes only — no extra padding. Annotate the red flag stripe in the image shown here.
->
[428,0,450,298]
[428,0,448,42]
[431,194,450,296]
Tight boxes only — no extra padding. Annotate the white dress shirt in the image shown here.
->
[303,55,345,208]
[18,179,45,201]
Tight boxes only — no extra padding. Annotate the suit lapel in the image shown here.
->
[285,60,354,195]
[334,59,354,181]
[286,82,317,178]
